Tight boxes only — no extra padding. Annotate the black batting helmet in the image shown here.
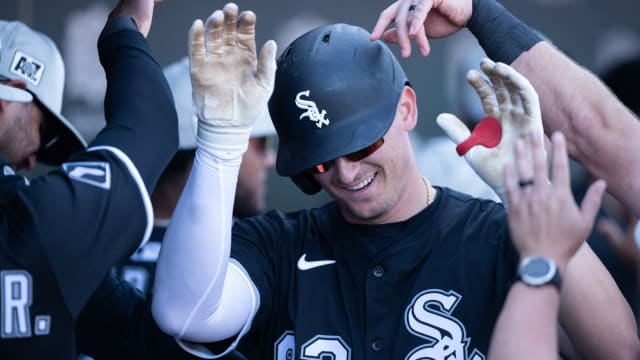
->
[269,23,409,194]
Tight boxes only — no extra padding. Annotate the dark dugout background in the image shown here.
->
[3,0,640,211]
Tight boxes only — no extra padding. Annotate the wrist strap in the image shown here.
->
[467,0,544,64]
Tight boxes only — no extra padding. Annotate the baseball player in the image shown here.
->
[0,0,178,358]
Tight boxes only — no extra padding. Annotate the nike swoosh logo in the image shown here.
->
[297,253,336,271]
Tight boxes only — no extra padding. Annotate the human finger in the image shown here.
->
[394,0,415,57]
[494,63,523,115]
[550,132,570,190]
[222,3,239,48]
[370,1,401,41]
[257,40,277,94]
[189,19,206,72]
[504,160,521,208]
[409,0,434,56]
[467,68,499,118]
[480,59,509,116]
[529,131,547,191]
[204,11,224,56]
[382,28,399,44]
[580,179,606,230]
[513,138,533,187]
[237,10,257,56]
[436,113,471,145]
[494,62,540,121]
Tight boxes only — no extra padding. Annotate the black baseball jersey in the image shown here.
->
[76,274,248,360]
[113,225,166,294]
[225,187,517,359]
[0,17,178,359]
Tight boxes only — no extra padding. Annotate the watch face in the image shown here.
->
[519,256,557,286]
[524,258,551,277]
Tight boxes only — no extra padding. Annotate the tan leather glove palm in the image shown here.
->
[437,58,544,203]
[190,3,277,156]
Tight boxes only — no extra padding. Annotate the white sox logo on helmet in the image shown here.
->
[295,90,330,128]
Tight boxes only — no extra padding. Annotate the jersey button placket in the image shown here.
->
[371,338,384,352]
[372,265,384,278]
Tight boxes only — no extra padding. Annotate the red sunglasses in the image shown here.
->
[307,138,385,174]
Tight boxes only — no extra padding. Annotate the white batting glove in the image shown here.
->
[436,58,544,204]
[189,3,277,158]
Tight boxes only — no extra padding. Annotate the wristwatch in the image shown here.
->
[516,255,562,291]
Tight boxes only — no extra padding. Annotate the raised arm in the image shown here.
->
[152,2,276,350]
[489,131,606,359]
[512,43,640,217]
[91,0,178,192]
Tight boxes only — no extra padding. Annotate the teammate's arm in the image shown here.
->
[152,3,276,350]
[489,131,605,360]
[90,0,178,193]
[21,0,178,319]
[512,42,640,217]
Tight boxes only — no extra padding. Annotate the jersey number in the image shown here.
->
[275,331,351,360]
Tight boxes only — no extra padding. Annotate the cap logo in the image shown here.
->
[10,51,44,86]
[295,90,330,128]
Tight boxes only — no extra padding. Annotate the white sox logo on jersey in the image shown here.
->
[405,289,484,360]
[273,289,484,359]
[295,90,330,128]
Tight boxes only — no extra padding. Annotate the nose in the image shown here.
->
[332,157,360,184]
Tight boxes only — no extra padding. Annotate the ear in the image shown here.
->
[396,86,418,131]
[0,80,30,112]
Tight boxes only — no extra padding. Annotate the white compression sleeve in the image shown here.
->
[152,147,257,343]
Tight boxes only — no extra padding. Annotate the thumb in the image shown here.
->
[436,113,471,145]
[580,179,606,231]
[257,40,277,95]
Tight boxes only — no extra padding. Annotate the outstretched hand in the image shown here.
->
[370,0,472,57]
[437,59,543,201]
[190,3,277,154]
[108,0,162,38]
[505,131,606,270]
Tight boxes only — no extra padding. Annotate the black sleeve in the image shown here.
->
[91,17,178,193]
[4,17,178,318]
[77,275,247,360]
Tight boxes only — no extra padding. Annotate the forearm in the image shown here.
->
[93,16,179,193]
[489,282,560,360]
[512,43,640,217]
[152,149,255,343]
[559,243,640,359]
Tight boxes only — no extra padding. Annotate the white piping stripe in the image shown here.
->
[86,146,153,249]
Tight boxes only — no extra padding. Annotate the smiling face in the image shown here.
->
[311,87,426,225]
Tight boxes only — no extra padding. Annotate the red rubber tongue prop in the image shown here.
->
[455,117,502,156]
